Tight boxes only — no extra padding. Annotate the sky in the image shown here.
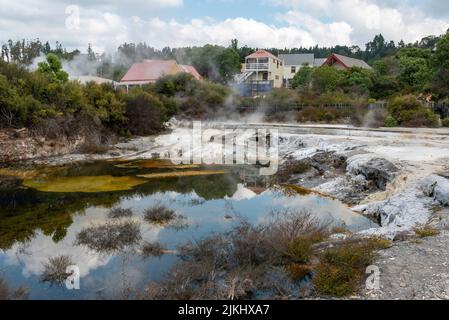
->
[0,0,448,53]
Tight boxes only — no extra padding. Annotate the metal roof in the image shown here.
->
[313,58,327,67]
[327,54,372,69]
[278,54,315,66]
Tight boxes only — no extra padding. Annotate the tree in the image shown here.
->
[87,43,96,62]
[340,67,374,95]
[396,47,432,91]
[433,31,449,69]
[37,53,69,82]
[125,91,167,135]
[432,30,449,98]
[217,48,241,83]
[231,39,238,51]
[310,66,345,93]
[291,64,313,89]
[388,95,438,127]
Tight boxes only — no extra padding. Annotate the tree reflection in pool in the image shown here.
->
[0,161,377,299]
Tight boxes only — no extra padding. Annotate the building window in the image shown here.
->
[275,75,279,80]
[291,66,297,74]
[262,72,268,81]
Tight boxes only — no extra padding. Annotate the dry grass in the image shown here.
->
[139,210,329,300]
[414,226,440,238]
[40,255,74,286]
[75,221,142,253]
[286,264,313,281]
[331,226,351,234]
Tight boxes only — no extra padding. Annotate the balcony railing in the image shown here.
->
[245,63,269,70]
[234,80,273,97]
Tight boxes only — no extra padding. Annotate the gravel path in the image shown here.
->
[361,219,449,300]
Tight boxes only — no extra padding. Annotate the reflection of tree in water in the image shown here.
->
[108,207,133,219]
[0,278,29,300]
[0,188,125,250]
[0,168,240,250]
[40,255,74,287]
[75,221,142,254]
[143,204,188,231]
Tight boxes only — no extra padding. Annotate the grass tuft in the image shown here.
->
[414,226,440,238]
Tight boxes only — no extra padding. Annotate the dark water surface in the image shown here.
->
[0,160,377,299]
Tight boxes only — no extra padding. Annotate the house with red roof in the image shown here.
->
[235,50,284,96]
[119,59,202,91]
[322,53,372,70]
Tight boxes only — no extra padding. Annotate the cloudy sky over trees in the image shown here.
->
[1,0,448,52]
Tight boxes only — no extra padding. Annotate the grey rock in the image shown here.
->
[347,154,399,190]
[420,175,449,206]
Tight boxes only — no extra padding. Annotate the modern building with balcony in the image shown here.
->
[235,50,284,96]
[234,51,372,96]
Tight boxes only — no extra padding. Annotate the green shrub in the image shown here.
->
[441,118,449,127]
[125,91,167,135]
[286,237,315,263]
[384,115,398,127]
[287,264,312,281]
[297,106,354,123]
[313,239,379,297]
[388,95,439,127]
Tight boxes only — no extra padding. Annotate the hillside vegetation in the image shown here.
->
[1,31,449,143]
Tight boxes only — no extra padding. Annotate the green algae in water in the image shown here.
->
[23,175,147,193]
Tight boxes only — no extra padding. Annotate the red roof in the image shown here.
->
[180,65,202,81]
[246,50,280,60]
[120,60,202,83]
[322,53,372,70]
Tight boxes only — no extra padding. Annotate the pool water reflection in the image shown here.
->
[0,161,377,299]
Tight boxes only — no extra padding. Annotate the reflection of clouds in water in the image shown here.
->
[0,180,375,298]
[269,193,369,229]
[226,184,257,201]
[2,206,162,279]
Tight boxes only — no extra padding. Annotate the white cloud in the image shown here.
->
[273,0,449,46]
[0,0,448,53]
